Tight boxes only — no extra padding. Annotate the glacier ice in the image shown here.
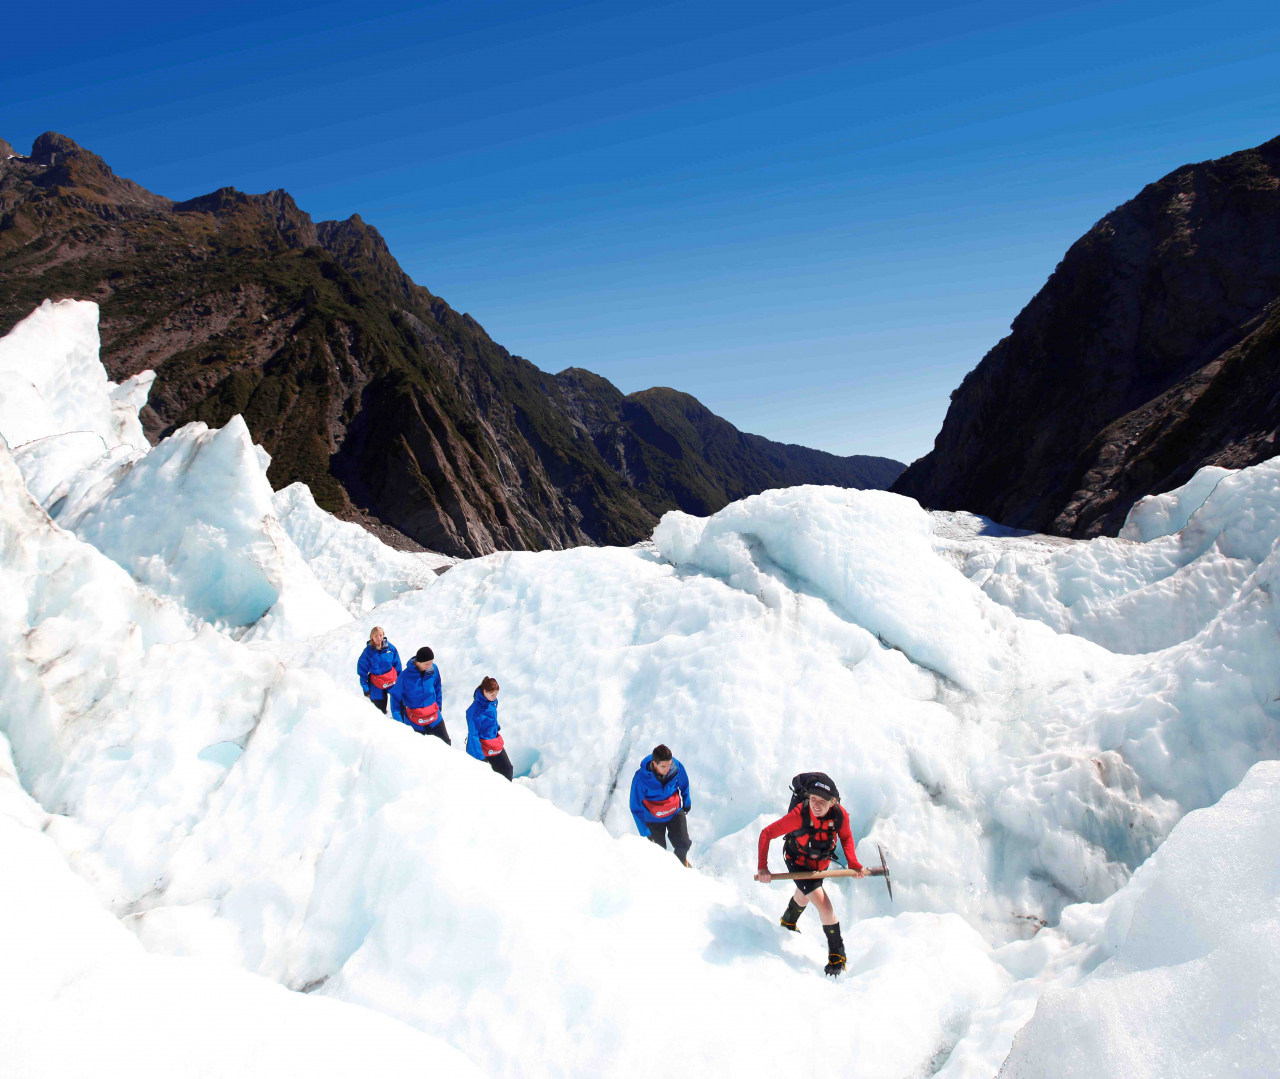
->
[1119,466,1236,543]
[1,299,1276,1079]
[0,733,487,1079]
[272,481,457,614]
[934,458,1280,654]
[1000,760,1280,1078]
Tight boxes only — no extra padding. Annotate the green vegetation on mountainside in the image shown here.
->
[1,132,901,556]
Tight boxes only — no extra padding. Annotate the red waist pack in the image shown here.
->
[369,668,398,690]
[480,734,505,758]
[404,703,439,727]
[643,793,681,819]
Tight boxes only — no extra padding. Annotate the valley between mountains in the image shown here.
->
[0,132,902,558]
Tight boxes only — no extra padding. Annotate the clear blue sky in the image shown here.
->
[4,1,1279,464]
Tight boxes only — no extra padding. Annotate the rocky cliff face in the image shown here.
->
[893,134,1280,537]
[0,133,902,556]
[556,370,903,516]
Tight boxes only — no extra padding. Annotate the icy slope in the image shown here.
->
[0,300,156,539]
[0,735,487,1079]
[1119,466,1236,542]
[1000,760,1280,1078]
[0,431,1020,1079]
[0,299,151,456]
[272,481,458,614]
[0,300,457,638]
[280,481,1278,940]
[0,301,350,641]
[65,416,352,641]
[3,298,1278,1078]
[934,461,1280,654]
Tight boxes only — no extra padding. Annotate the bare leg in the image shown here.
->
[795,885,837,925]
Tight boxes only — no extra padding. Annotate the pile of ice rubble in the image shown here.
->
[0,300,1275,1079]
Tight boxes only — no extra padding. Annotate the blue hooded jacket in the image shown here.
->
[356,639,402,700]
[629,755,691,834]
[465,687,501,761]
[387,661,443,729]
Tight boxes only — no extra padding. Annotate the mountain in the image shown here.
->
[893,134,1280,537]
[0,132,903,557]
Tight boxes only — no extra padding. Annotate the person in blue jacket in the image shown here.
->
[629,744,692,866]
[387,646,449,744]
[465,676,513,781]
[356,626,401,714]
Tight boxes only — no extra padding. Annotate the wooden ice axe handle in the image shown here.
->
[754,868,887,881]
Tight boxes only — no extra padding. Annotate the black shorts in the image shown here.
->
[785,859,828,895]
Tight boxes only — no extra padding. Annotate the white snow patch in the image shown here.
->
[1119,466,1236,542]
[934,459,1280,653]
[0,300,351,641]
[0,734,487,1079]
[272,481,457,614]
[1000,760,1280,1078]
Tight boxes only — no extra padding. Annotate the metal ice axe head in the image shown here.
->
[870,843,892,901]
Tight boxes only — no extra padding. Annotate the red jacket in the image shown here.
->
[758,804,863,872]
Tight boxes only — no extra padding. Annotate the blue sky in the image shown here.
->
[4,0,1279,463]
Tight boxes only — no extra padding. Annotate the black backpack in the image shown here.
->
[788,771,839,811]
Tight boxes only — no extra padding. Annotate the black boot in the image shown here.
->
[780,897,805,932]
[822,922,846,977]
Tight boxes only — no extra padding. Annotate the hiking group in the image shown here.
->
[357,629,873,978]
[357,626,513,780]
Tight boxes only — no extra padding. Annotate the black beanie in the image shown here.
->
[414,646,434,663]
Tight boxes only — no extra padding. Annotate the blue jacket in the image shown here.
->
[356,640,402,700]
[630,755,691,834]
[465,688,501,761]
[387,662,443,729]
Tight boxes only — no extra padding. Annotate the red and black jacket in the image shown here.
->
[758,802,862,872]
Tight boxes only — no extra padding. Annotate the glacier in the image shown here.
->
[0,298,1276,1078]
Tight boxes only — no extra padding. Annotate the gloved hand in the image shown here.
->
[363,691,370,697]
[681,806,691,815]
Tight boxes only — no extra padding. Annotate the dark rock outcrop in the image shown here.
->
[893,134,1280,536]
[0,132,902,556]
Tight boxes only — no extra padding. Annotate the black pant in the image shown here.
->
[785,857,828,895]
[369,694,388,714]
[417,719,451,745]
[647,813,691,862]
[486,749,514,781]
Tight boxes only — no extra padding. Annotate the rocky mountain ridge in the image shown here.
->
[893,134,1280,536]
[0,132,902,557]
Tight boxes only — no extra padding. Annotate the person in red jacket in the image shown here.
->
[756,773,866,977]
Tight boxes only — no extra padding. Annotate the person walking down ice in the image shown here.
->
[388,646,449,744]
[630,744,693,867]
[465,676,513,781]
[356,626,401,714]
[756,772,866,978]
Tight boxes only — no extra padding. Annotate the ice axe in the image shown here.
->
[875,843,892,901]
[755,844,893,902]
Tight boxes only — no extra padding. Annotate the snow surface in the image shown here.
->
[272,481,458,614]
[932,459,1280,654]
[1,300,1277,1078]
[1000,760,1280,1078]
[1119,466,1236,542]
[0,300,454,642]
[0,734,487,1079]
